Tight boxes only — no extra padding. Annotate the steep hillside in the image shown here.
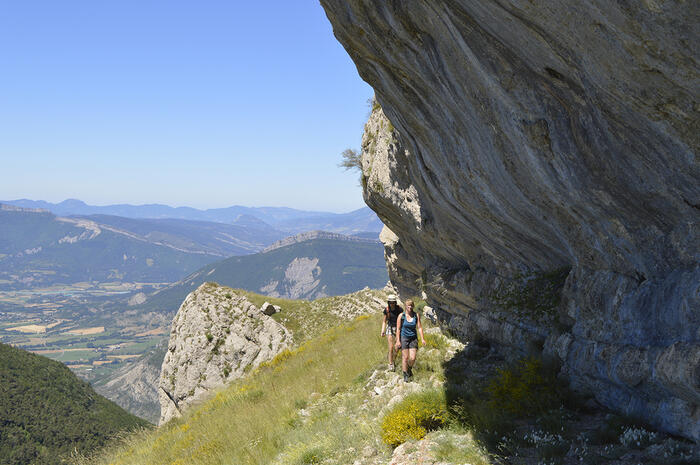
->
[92,342,167,424]
[321,0,699,440]
[93,284,388,424]
[0,343,148,465]
[134,232,388,314]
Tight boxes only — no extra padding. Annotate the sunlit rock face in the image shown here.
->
[158,283,290,425]
[321,0,699,440]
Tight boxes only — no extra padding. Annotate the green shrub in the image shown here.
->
[297,446,324,465]
[424,333,447,351]
[381,389,448,447]
[409,297,427,313]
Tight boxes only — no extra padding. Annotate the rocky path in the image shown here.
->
[297,323,699,464]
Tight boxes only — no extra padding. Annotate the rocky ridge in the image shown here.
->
[321,0,699,440]
[262,230,379,253]
[158,282,291,424]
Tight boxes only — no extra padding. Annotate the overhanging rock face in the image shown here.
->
[321,0,699,440]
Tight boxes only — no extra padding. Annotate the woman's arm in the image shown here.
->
[417,313,426,346]
[394,314,403,348]
[380,312,387,337]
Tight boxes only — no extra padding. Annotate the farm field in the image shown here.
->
[0,282,171,381]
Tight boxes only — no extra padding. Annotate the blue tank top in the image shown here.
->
[400,313,417,338]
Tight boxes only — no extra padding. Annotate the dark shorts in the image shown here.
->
[386,326,397,337]
[401,335,418,349]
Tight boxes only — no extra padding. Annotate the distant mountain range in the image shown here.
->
[0,201,388,290]
[0,205,282,289]
[135,231,389,314]
[1,198,383,235]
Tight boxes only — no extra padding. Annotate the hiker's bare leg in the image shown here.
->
[402,348,409,372]
[408,348,417,368]
[387,334,395,364]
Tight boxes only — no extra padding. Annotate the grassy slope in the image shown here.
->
[240,289,382,343]
[80,291,697,465]
[0,343,149,465]
[81,314,388,465]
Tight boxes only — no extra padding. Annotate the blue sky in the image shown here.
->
[0,1,373,212]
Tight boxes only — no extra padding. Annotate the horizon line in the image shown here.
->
[0,197,370,216]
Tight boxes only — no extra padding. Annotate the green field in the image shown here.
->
[49,349,100,363]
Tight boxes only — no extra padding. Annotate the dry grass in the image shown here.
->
[78,314,386,465]
[7,324,47,333]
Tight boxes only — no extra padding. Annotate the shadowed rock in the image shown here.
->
[321,0,699,440]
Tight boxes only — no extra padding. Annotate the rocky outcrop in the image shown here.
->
[158,282,290,424]
[321,1,699,440]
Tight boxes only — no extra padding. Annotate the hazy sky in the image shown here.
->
[0,1,373,212]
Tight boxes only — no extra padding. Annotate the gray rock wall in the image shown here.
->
[321,0,699,440]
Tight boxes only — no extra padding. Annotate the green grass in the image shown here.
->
[237,288,384,343]
[111,338,161,355]
[48,349,100,363]
[79,314,387,465]
[430,431,491,465]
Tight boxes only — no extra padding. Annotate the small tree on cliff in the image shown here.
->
[339,148,361,172]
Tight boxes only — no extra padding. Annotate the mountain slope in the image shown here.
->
[0,343,148,465]
[0,206,217,289]
[76,214,285,256]
[92,342,167,424]
[0,206,288,290]
[92,286,388,423]
[135,233,388,315]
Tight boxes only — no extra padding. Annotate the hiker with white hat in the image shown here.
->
[380,294,403,371]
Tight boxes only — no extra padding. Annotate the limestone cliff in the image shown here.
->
[321,1,699,440]
[158,282,290,424]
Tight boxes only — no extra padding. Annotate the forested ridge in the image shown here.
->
[0,343,149,465]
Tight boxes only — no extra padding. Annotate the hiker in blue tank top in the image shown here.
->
[393,300,426,382]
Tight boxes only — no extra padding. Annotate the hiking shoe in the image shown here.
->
[407,366,413,377]
[403,372,410,382]
[388,363,395,371]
